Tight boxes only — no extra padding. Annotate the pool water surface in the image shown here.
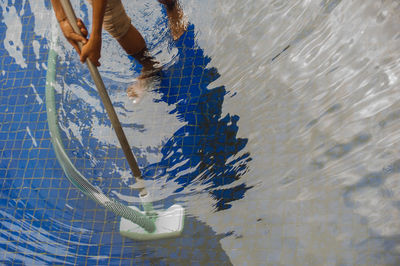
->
[1,0,400,265]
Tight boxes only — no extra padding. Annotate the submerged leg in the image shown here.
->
[117,25,158,74]
[117,25,161,101]
[158,0,187,40]
[124,0,188,100]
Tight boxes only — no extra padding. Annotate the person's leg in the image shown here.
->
[87,0,158,99]
[94,0,157,75]
[117,25,158,75]
[158,0,187,40]
[115,23,145,55]
[123,1,188,99]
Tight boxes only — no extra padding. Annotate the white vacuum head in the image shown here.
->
[120,204,185,241]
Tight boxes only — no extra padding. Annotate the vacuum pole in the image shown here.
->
[59,0,148,196]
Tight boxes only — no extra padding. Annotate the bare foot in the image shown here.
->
[127,78,146,103]
[158,0,188,40]
[127,48,161,103]
[127,72,160,103]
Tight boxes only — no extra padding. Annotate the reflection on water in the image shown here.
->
[195,0,400,264]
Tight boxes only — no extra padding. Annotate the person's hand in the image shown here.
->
[80,35,102,67]
[59,18,88,54]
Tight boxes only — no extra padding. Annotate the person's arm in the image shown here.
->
[50,0,88,54]
[51,0,67,22]
[79,0,107,66]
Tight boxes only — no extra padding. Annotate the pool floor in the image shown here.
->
[0,1,246,264]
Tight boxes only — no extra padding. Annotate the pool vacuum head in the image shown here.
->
[120,193,185,240]
[120,204,185,241]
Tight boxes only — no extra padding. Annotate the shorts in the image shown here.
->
[86,0,131,40]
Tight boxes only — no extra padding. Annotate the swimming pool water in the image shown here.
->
[1,1,245,264]
[1,0,400,265]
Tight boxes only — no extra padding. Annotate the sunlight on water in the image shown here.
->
[195,0,400,264]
